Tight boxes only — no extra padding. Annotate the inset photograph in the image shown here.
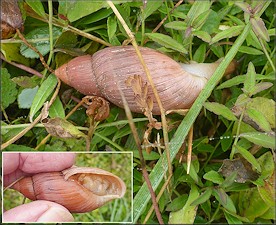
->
[2,152,132,223]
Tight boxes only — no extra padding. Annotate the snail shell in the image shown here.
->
[11,167,126,213]
[55,46,237,115]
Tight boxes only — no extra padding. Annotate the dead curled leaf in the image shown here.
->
[83,96,110,122]
[126,75,162,152]
[42,117,87,139]
[219,158,259,183]
[125,75,153,113]
[1,0,24,39]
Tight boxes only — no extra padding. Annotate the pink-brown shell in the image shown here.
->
[11,167,126,213]
[55,46,236,115]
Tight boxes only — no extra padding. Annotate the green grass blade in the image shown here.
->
[133,23,252,223]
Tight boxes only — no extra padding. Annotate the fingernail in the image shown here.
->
[37,206,74,222]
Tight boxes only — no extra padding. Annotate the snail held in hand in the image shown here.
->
[11,167,126,213]
[55,46,237,115]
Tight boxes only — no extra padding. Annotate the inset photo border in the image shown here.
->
[2,151,133,223]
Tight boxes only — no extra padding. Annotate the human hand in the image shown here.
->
[3,152,76,222]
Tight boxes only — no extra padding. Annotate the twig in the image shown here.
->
[1,114,42,150]
[16,29,54,74]
[152,0,183,33]
[0,53,43,78]
[143,0,183,45]
[25,8,112,47]
[143,174,172,224]
[118,87,164,224]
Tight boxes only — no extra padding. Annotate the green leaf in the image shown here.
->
[217,74,275,90]
[250,17,270,42]
[201,10,220,34]
[235,2,251,14]
[239,132,275,149]
[217,75,245,89]
[246,97,275,129]
[1,68,18,109]
[251,82,273,95]
[142,0,163,20]
[258,182,275,207]
[192,10,211,29]
[107,16,120,46]
[78,8,113,24]
[210,25,244,44]
[185,0,211,26]
[193,30,212,43]
[238,187,270,222]
[18,86,39,109]
[221,130,233,152]
[12,76,38,89]
[169,184,199,224]
[133,150,160,161]
[243,62,256,95]
[190,187,212,206]
[20,26,62,58]
[203,170,224,184]
[222,208,251,223]
[246,108,271,132]
[166,194,188,212]
[257,152,274,179]
[107,16,117,38]
[213,188,237,213]
[65,1,107,22]
[5,144,36,151]
[220,171,238,189]
[224,211,243,224]
[259,206,275,220]
[193,44,206,63]
[49,96,65,119]
[145,33,187,54]
[1,43,30,65]
[30,74,58,121]
[235,144,262,172]
[238,46,264,55]
[58,0,75,19]
[204,102,237,121]
[25,0,45,18]
[164,21,187,30]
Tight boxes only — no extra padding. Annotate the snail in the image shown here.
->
[11,166,126,213]
[55,46,237,115]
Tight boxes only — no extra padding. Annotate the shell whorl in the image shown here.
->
[55,46,236,115]
[11,167,126,213]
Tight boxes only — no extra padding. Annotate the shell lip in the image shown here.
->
[62,166,127,198]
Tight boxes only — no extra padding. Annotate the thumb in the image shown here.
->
[3,200,74,223]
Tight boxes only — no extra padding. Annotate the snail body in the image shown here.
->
[55,46,236,115]
[11,167,126,213]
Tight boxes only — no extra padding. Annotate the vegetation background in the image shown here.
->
[3,152,133,222]
[1,0,275,224]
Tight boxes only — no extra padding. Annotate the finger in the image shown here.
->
[3,200,74,222]
[4,153,76,186]
[3,152,20,175]
[19,152,76,173]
